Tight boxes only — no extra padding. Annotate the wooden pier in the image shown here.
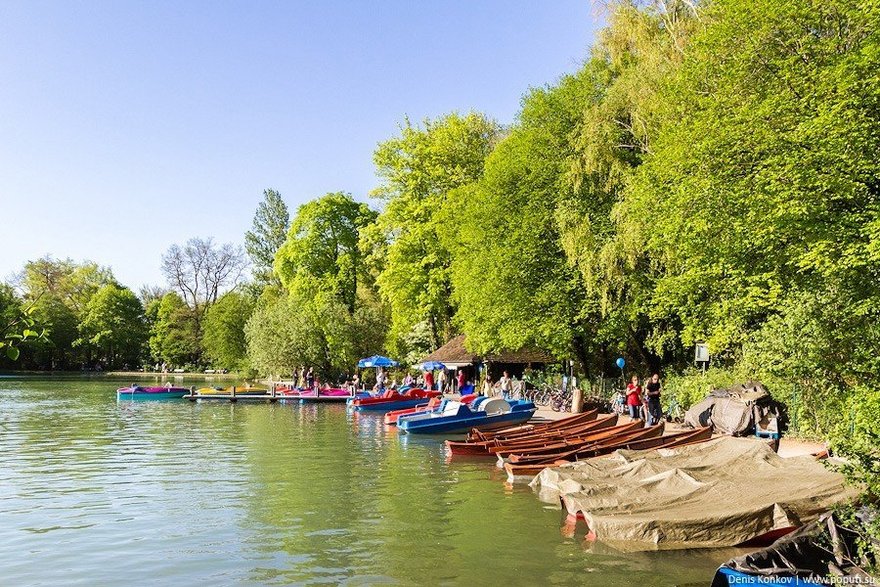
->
[184,387,352,403]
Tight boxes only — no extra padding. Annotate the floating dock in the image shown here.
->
[184,392,351,403]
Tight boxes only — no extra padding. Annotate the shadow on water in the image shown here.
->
[0,376,739,585]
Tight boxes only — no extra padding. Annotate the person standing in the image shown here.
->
[306,367,315,391]
[645,373,663,426]
[437,369,447,394]
[481,374,494,397]
[625,375,642,421]
[351,373,360,393]
[457,369,466,392]
[498,371,513,398]
[424,369,435,391]
[376,367,386,391]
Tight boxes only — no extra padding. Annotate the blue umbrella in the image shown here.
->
[420,361,446,371]
[357,355,399,369]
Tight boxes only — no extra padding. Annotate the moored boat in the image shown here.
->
[397,398,536,435]
[196,385,268,396]
[467,409,600,442]
[349,388,441,412]
[445,410,606,456]
[384,394,479,426]
[116,385,190,400]
[503,425,712,479]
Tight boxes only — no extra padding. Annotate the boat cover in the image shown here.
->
[711,511,877,586]
[530,437,856,551]
[684,381,784,436]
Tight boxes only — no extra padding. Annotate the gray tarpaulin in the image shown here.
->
[530,437,855,551]
[684,381,783,436]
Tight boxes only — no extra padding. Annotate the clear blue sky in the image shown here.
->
[0,1,603,290]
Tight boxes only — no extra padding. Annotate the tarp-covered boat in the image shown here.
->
[531,437,856,551]
[116,385,190,400]
[397,397,536,435]
[712,510,877,585]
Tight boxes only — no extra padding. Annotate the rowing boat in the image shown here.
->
[445,411,609,456]
[503,426,713,478]
[467,409,599,442]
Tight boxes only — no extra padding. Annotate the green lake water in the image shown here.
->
[0,376,741,586]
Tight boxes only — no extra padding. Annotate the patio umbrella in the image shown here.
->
[420,361,446,371]
[357,355,399,369]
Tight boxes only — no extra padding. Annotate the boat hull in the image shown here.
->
[399,409,536,435]
[116,387,189,400]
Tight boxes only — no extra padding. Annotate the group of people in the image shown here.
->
[362,367,471,394]
[620,373,664,426]
[481,370,514,397]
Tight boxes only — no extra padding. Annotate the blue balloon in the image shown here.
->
[616,357,625,369]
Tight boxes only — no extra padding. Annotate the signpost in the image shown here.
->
[695,343,710,373]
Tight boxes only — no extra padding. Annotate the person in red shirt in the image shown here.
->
[424,369,435,391]
[625,375,643,421]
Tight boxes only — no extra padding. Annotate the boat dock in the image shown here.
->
[184,390,352,403]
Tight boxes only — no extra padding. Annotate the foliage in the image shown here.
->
[245,188,290,286]
[364,112,500,352]
[75,283,148,369]
[201,290,255,371]
[0,285,45,362]
[619,0,880,363]
[441,70,598,369]
[275,192,376,314]
[148,292,200,367]
[14,257,116,369]
[245,287,384,380]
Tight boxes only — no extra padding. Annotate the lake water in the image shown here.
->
[0,376,739,586]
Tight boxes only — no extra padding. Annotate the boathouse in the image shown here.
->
[420,334,553,384]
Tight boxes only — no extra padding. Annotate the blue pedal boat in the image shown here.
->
[397,397,536,435]
[116,385,190,400]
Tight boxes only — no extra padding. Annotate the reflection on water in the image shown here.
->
[0,377,739,585]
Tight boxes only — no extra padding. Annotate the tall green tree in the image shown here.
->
[245,287,384,380]
[16,257,115,369]
[442,73,598,369]
[76,283,148,369]
[201,290,255,371]
[148,292,200,367]
[365,112,500,353]
[274,192,377,314]
[245,188,290,286]
[618,0,880,374]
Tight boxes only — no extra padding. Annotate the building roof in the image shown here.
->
[421,334,554,366]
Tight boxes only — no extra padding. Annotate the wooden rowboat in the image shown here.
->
[487,416,625,455]
[467,409,599,442]
[446,413,613,456]
[494,419,644,459]
[503,426,713,479]
[506,423,665,465]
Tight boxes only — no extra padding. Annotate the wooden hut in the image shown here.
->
[420,334,553,387]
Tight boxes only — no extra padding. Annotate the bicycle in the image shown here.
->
[549,388,573,412]
[665,396,685,423]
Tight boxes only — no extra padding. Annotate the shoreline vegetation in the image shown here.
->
[1,0,877,572]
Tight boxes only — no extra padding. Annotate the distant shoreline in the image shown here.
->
[0,370,242,379]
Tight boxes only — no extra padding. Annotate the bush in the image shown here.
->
[662,367,744,412]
